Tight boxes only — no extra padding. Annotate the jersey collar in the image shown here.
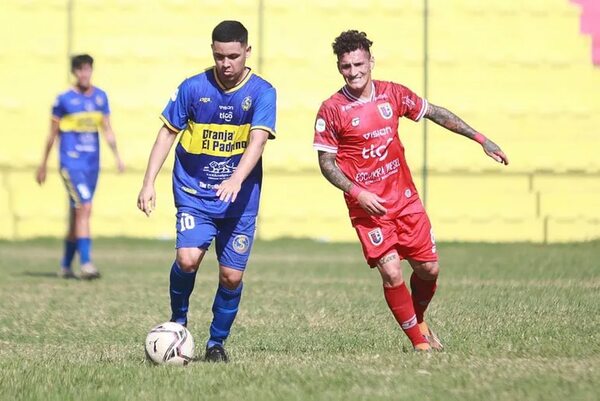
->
[213,67,253,93]
[342,81,376,104]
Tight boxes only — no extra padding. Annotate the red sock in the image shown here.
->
[383,283,427,346]
[410,272,438,324]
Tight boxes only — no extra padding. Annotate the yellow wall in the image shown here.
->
[0,0,598,242]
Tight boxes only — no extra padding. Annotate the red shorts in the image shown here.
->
[352,212,438,267]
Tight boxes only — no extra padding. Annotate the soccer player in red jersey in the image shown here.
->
[313,30,508,351]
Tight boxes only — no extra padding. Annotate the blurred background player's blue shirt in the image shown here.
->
[161,67,277,218]
[52,87,110,171]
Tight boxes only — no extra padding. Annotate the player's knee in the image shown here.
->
[176,256,200,273]
[416,262,439,280]
[379,268,404,287]
[219,268,243,290]
[75,203,92,217]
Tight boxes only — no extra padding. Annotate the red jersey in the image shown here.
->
[313,80,428,219]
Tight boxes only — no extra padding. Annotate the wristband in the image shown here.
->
[349,185,362,199]
[473,132,487,145]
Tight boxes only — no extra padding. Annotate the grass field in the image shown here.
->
[0,238,598,401]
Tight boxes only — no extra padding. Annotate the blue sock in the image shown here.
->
[61,240,77,269]
[169,262,198,326]
[207,283,243,348]
[77,238,91,265]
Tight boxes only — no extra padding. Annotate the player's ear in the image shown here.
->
[245,45,252,58]
[370,56,375,70]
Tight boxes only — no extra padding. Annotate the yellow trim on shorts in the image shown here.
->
[60,168,81,208]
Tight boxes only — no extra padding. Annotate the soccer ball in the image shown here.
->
[145,322,194,366]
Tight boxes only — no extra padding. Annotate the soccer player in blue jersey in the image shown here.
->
[37,54,125,279]
[137,20,277,363]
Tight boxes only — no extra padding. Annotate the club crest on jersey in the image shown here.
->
[351,117,360,127]
[241,96,252,111]
[233,235,250,254]
[368,228,383,246]
[378,102,393,120]
[95,95,104,107]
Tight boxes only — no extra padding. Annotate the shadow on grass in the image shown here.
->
[21,271,79,280]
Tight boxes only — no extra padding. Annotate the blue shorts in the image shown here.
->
[60,168,99,207]
[175,208,256,271]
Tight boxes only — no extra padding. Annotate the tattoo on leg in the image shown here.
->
[378,253,398,266]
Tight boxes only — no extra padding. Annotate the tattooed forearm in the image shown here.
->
[424,103,478,139]
[318,151,354,193]
[424,103,509,165]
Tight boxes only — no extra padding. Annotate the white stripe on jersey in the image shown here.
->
[415,99,429,121]
[313,144,338,153]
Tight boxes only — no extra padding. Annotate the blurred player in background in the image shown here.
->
[37,54,125,280]
[137,20,276,363]
[313,30,508,351]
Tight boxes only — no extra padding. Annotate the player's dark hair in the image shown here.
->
[212,20,248,44]
[71,54,94,71]
[332,30,373,58]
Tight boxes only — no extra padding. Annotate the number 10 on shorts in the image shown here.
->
[179,213,195,232]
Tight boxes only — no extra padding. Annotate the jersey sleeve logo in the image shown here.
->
[377,103,393,120]
[241,96,252,111]
[402,95,416,109]
[171,88,179,101]
[315,118,326,132]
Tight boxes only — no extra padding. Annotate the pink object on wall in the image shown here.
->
[571,0,600,66]
[594,37,600,65]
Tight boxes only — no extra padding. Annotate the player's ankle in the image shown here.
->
[414,342,431,351]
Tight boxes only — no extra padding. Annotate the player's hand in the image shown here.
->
[137,184,156,217]
[214,177,242,203]
[482,139,509,165]
[116,158,125,173]
[35,165,47,185]
[356,190,387,216]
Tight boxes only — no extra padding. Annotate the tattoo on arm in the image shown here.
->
[425,103,478,139]
[318,151,354,194]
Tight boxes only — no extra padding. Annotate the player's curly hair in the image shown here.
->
[332,30,373,58]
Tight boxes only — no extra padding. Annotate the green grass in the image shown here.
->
[0,238,598,401]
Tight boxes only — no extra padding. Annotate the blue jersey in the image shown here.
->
[52,87,110,170]
[161,67,277,218]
